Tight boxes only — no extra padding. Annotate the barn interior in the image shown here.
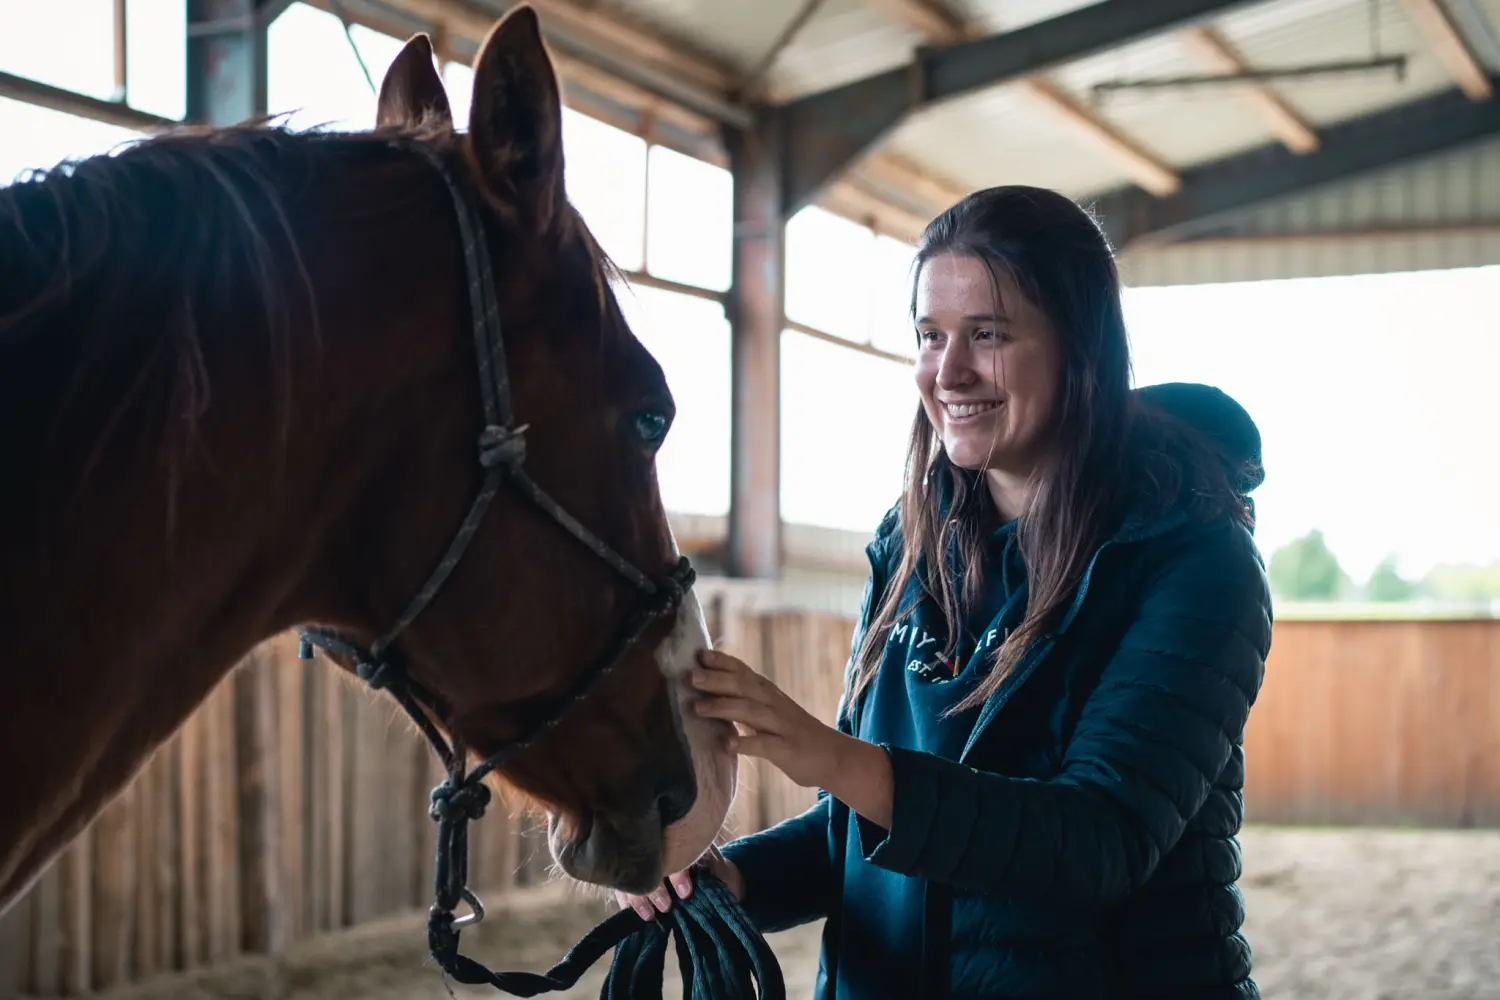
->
[2,1,1498,997]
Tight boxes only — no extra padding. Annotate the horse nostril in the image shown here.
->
[656,781,695,827]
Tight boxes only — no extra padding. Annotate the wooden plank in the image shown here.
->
[26,859,61,995]
[327,669,350,930]
[380,716,419,913]
[58,830,91,995]
[303,661,329,933]
[1478,622,1500,827]
[760,613,811,825]
[496,786,523,896]
[717,609,766,838]
[152,741,178,975]
[1399,0,1494,100]
[469,770,523,899]
[176,711,202,968]
[335,678,359,929]
[1176,26,1319,153]
[1015,78,1181,196]
[346,691,388,923]
[273,637,306,942]
[0,877,32,999]
[90,784,137,991]
[233,651,284,956]
[203,679,241,962]
[131,756,159,981]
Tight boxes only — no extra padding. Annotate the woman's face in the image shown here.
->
[913,252,1062,476]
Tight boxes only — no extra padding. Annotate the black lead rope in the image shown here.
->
[295,135,784,999]
[426,873,784,1000]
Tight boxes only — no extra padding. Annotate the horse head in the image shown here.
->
[302,12,739,894]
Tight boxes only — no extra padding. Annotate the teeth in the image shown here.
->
[945,401,1001,418]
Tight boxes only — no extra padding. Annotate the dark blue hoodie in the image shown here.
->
[720,383,1273,1000]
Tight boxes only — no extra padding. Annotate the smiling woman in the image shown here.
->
[623,185,1274,1000]
[912,253,1062,522]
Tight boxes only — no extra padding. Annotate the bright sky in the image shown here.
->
[4,2,1496,582]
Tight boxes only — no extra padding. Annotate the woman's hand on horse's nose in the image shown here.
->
[614,854,743,921]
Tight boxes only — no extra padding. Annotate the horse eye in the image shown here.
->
[633,411,669,446]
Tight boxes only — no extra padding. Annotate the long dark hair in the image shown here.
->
[847,186,1249,714]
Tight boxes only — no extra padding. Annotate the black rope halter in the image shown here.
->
[297,137,783,1000]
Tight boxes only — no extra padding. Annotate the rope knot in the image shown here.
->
[658,556,696,611]
[430,780,491,822]
[478,423,528,469]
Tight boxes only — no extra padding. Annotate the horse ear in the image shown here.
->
[467,6,565,234]
[376,33,452,129]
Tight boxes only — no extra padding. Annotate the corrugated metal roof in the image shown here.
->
[600,0,919,94]
[765,0,922,97]
[887,84,1134,197]
[1121,226,1500,283]
[1119,133,1500,283]
[597,0,1495,205]
[888,0,1471,199]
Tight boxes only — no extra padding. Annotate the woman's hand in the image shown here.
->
[614,849,744,922]
[690,649,846,789]
[690,650,895,829]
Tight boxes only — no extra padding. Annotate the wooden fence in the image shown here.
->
[1240,618,1500,828]
[1,612,1497,995]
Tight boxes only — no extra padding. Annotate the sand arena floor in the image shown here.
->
[81,826,1500,1000]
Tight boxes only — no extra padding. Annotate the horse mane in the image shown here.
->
[0,114,458,517]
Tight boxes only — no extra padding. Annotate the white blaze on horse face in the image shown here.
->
[655,589,737,874]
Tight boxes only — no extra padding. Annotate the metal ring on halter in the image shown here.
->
[451,887,485,930]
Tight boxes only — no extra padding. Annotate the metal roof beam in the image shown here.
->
[774,0,1261,217]
[254,0,298,24]
[188,0,268,126]
[1090,79,1500,249]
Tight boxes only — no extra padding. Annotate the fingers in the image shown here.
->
[727,732,778,761]
[696,649,746,672]
[668,870,694,901]
[689,661,758,697]
[615,872,694,922]
[615,890,657,921]
[694,695,783,734]
[692,651,782,704]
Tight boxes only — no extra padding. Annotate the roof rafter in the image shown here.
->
[1176,25,1319,153]
[1398,0,1493,100]
[850,0,1182,195]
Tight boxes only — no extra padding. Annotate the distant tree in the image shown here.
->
[1268,529,1349,601]
[1418,561,1500,603]
[1366,555,1417,602]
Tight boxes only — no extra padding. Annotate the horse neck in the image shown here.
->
[0,277,322,909]
[0,150,376,909]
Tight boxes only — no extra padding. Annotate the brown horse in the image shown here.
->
[0,7,735,914]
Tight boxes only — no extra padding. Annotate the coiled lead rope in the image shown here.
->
[427,872,783,1000]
